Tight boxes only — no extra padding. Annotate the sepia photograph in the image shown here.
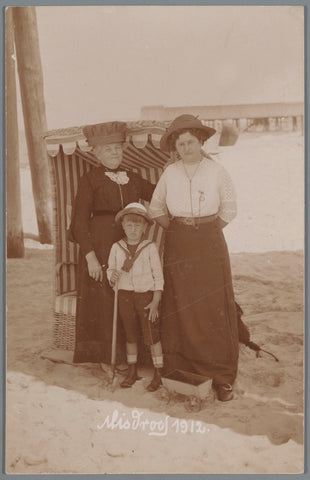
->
[5,4,305,475]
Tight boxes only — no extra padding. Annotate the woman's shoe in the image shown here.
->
[146,368,162,392]
[120,364,138,388]
[215,383,233,402]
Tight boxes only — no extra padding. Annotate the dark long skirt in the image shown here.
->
[73,215,126,364]
[161,218,239,385]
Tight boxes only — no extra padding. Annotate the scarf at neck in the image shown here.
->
[103,167,129,185]
[117,239,152,272]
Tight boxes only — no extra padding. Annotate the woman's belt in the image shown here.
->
[92,210,117,216]
[173,215,217,226]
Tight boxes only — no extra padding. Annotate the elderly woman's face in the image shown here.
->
[93,142,123,169]
[175,132,203,163]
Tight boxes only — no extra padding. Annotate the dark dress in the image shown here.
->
[161,218,239,386]
[70,166,155,363]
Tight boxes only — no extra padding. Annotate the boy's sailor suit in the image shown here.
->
[107,239,164,346]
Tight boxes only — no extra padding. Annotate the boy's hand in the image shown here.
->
[110,269,122,286]
[144,300,159,323]
[145,291,162,322]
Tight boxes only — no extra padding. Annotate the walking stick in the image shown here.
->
[110,280,119,390]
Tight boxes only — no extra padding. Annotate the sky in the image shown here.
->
[17,5,304,130]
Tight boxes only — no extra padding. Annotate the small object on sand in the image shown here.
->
[185,395,202,412]
[162,369,213,411]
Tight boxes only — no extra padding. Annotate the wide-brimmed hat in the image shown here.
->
[83,121,127,147]
[160,114,216,152]
[115,202,153,225]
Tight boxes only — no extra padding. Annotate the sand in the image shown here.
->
[6,131,305,473]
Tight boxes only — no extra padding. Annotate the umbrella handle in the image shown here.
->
[111,281,119,369]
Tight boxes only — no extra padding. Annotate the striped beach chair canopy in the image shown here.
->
[44,121,172,351]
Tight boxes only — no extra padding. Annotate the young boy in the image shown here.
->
[107,202,164,392]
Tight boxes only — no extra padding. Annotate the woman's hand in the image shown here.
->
[154,215,170,229]
[217,217,228,229]
[85,251,103,282]
[110,269,122,286]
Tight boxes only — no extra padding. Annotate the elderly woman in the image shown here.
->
[70,121,155,364]
[149,114,239,401]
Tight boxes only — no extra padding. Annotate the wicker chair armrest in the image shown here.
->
[55,262,78,276]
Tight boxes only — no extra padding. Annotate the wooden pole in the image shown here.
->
[6,7,24,258]
[13,6,52,244]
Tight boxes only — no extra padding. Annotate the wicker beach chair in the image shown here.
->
[45,122,171,352]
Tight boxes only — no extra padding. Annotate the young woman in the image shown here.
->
[149,114,239,401]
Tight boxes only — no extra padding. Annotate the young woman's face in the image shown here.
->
[122,218,147,244]
[175,132,203,163]
[93,142,123,169]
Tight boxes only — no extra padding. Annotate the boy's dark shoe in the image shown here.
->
[120,363,138,388]
[147,368,162,392]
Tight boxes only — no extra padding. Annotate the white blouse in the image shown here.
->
[148,158,237,223]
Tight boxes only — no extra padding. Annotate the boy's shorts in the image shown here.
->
[118,290,160,346]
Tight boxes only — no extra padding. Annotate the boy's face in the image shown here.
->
[122,217,147,244]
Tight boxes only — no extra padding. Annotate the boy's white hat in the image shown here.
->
[115,202,153,225]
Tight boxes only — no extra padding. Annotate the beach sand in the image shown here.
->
[6,131,305,473]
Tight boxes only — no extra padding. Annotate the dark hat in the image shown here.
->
[115,202,153,225]
[160,114,216,152]
[83,121,127,147]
